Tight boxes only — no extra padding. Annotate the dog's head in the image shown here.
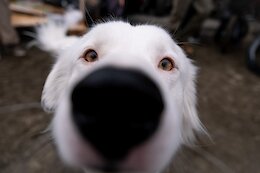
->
[42,21,203,173]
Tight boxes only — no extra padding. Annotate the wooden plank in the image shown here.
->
[10,2,63,27]
[11,12,47,27]
[10,3,46,16]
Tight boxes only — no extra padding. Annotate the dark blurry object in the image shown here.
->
[136,0,172,16]
[214,15,249,52]
[44,0,79,8]
[84,0,125,25]
[171,0,214,39]
[123,0,143,16]
[0,0,19,46]
[214,0,251,52]
[247,36,260,76]
[83,0,100,26]
[84,0,172,23]
[85,0,172,19]
[212,0,260,74]
[0,0,25,58]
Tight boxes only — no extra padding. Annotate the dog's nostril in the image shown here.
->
[71,66,164,161]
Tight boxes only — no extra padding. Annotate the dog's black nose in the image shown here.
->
[71,66,164,161]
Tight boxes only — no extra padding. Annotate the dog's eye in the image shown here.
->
[82,49,98,62]
[158,57,175,71]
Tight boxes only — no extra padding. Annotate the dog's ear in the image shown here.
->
[181,60,204,144]
[41,59,70,113]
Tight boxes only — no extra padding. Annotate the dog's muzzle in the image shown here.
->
[71,66,164,162]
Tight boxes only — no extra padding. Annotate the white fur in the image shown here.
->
[39,21,203,173]
[36,10,82,54]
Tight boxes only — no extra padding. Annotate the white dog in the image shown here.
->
[39,19,204,173]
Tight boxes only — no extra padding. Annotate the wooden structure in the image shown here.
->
[10,2,87,35]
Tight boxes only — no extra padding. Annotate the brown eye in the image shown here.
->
[158,57,175,71]
[82,49,98,62]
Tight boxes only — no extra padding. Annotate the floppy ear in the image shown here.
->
[181,59,204,144]
[42,59,70,113]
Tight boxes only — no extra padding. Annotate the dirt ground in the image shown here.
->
[0,44,259,173]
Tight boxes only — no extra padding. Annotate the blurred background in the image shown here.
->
[0,0,260,173]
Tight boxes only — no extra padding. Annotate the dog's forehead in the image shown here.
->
[85,21,176,49]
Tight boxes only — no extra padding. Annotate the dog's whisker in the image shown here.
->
[26,40,38,49]
[186,141,215,148]
[0,102,41,114]
[84,7,95,27]
[192,147,235,173]
[28,137,53,159]
[108,13,116,20]
[177,41,201,46]
[23,31,37,38]
[30,127,51,139]
[172,22,181,36]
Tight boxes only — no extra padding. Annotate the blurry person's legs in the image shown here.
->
[169,0,192,30]
[0,0,25,57]
[83,0,125,23]
[170,0,214,38]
